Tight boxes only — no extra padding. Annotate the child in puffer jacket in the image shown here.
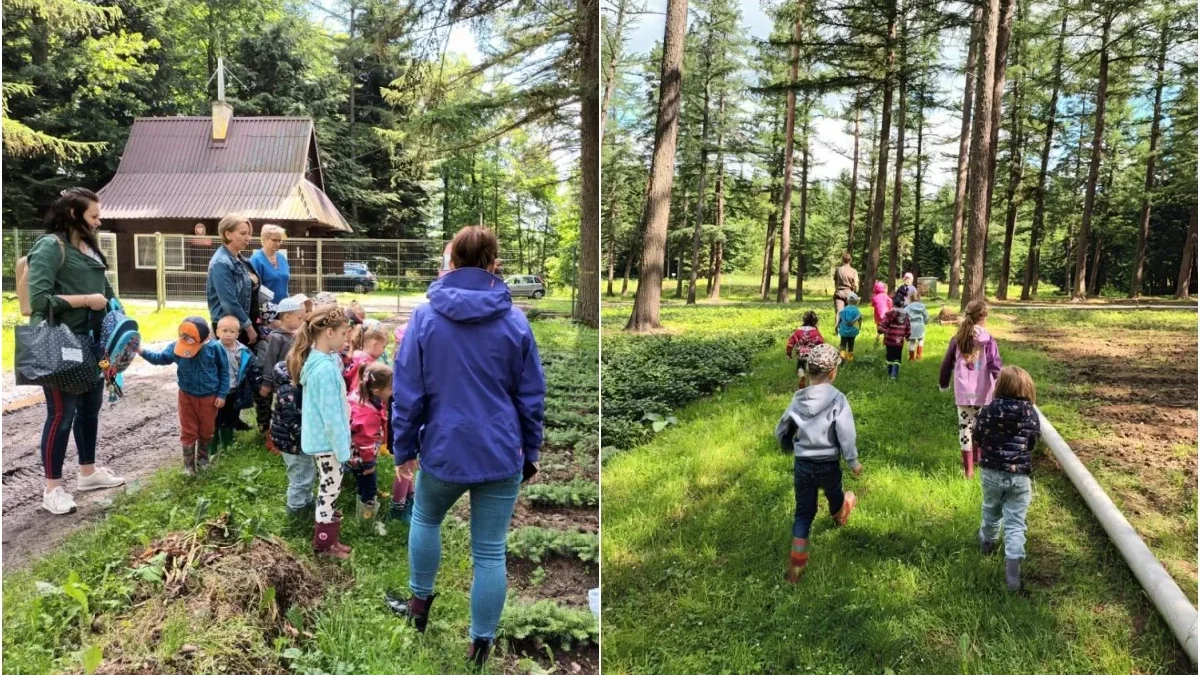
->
[270,361,313,520]
[939,300,1003,478]
[877,305,911,381]
[348,362,393,520]
[974,365,1040,592]
[870,281,892,347]
[786,311,825,389]
[904,290,930,361]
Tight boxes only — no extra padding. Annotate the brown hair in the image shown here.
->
[842,252,852,265]
[954,300,989,360]
[362,326,388,347]
[287,306,349,382]
[218,213,252,244]
[450,226,499,270]
[994,365,1036,403]
[44,188,107,267]
[356,361,393,403]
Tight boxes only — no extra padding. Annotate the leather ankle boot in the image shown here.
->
[467,637,492,668]
[385,591,437,633]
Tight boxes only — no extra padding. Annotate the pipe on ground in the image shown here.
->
[1036,407,1198,662]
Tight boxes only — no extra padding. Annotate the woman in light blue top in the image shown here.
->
[249,224,290,303]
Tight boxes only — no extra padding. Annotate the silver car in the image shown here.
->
[505,275,545,299]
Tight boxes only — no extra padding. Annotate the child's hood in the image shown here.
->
[973,326,994,344]
[873,281,887,295]
[906,301,926,314]
[300,350,339,387]
[786,383,843,421]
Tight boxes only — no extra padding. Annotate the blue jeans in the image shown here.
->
[979,468,1033,559]
[280,452,315,510]
[408,470,522,640]
[41,383,104,480]
[793,458,845,539]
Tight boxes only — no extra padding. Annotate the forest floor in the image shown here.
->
[2,317,599,675]
[600,302,1195,674]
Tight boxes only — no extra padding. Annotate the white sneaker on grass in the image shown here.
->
[42,487,77,515]
[77,467,125,491]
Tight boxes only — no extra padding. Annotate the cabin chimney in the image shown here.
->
[212,57,232,142]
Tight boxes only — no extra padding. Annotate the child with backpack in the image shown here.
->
[348,362,393,520]
[258,295,311,451]
[870,281,892,347]
[774,344,863,583]
[904,290,930,361]
[938,300,1003,478]
[786,311,826,389]
[213,315,255,453]
[974,365,1040,592]
[878,304,912,381]
[292,306,353,558]
[269,361,313,522]
[138,317,230,475]
[835,293,862,362]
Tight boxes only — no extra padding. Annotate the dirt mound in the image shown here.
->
[77,516,332,675]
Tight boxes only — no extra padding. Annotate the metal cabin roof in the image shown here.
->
[98,117,351,232]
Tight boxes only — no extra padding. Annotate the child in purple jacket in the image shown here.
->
[938,300,1003,478]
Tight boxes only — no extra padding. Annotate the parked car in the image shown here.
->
[325,262,378,293]
[505,275,545,299]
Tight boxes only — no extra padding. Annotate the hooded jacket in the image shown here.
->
[300,349,352,462]
[270,362,302,455]
[974,397,1040,475]
[141,339,231,399]
[904,302,930,340]
[938,326,1003,407]
[877,308,911,347]
[392,267,547,484]
[350,396,387,464]
[774,383,861,469]
[870,281,892,325]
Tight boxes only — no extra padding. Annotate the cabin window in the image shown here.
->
[134,233,186,270]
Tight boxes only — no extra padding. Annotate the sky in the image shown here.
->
[624,0,968,192]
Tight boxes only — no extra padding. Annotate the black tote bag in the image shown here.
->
[15,306,101,394]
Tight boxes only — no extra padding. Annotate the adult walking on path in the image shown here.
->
[26,188,126,515]
[389,226,547,667]
[833,252,860,315]
[207,213,260,346]
[249,224,290,304]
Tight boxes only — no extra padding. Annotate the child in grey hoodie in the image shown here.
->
[774,344,864,583]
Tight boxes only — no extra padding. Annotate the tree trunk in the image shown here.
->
[605,189,618,296]
[913,75,925,278]
[1088,235,1103,296]
[888,21,908,293]
[575,0,600,327]
[996,3,1025,301]
[1130,20,1169,299]
[1089,160,1115,296]
[863,112,878,268]
[948,6,981,300]
[1176,208,1197,299]
[621,250,633,296]
[710,93,727,300]
[442,164,451,241]
[1073,13,1111,301]
[982,0,1015,246]
[1022,11,1067,300]
[848,93,862,255]
[777,3,805,303]
[962,0,1001,309]
[600,0,629,139]
[865,4,898,293]
[796,108,810,302]
[760,109,784,299]
[687,56,713,305]
[676,247,685,298]
[626,0,688,331]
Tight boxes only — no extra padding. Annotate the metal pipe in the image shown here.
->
[1036,407,1198,662]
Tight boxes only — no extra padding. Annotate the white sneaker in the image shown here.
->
[43,487,77,515]
[77,467,125,491]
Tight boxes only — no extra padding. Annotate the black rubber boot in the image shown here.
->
[385,591,436,633]
[978,530,997,556]
[181,444,196,476]
[1005,558,1022,591]
[467,637,492,668]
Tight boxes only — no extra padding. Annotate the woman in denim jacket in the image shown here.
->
[206,213,259,346]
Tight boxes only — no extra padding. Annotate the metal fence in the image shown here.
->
[2,229,120,296]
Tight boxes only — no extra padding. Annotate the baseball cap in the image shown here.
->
[175,317,210,358]
[847,292,860,304]
[313,292,337,307]
[276,294,313,315]
[806,344,842,374]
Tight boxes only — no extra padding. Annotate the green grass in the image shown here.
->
[2,319,598,675]
[601,304,1192,674]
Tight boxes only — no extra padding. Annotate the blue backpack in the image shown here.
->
[99,298,141,400]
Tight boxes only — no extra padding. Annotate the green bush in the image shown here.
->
[500,600,597,650]
[524,480,598,507]
[508,527,598,563]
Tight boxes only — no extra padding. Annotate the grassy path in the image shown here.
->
[601,306,1190,674]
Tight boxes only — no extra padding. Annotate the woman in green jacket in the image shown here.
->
[26,188,126,515]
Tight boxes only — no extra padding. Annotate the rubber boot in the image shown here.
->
[786,538,809,583]
[313,520,351,559]
[839,350,848,362]
[848,351,855,362]
[962,451,975,479]
[181,444,197,476]
[833,491,857,527]
[357,498,378,520]
[386,591,437,633]
[908,350,915,362]
[1005,558,1022,591]
[917,345,924,360]
[978,530,998,556]
[467,637,492,669]
[195,440,211,471]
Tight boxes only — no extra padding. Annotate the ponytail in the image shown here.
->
[357,361,393,404]
[955,300,989,360]
[287,306,348,382]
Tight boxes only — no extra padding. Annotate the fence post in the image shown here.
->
[316,238,324,293]
[397,240,403,314]
[155,232,166,310]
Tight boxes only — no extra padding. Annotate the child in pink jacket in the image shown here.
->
[870,281,892,347]
[348,361,393,519]
[938,300,1003,478]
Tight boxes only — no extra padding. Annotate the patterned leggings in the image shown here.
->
[957,406,981,453]
[314,454,344,524]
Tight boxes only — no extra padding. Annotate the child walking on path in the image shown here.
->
[291,307,353,559]
[349,362,393,520]
[139,317,230,475]
[938,300,1003,478]
[836,293,862,361]
[877,305,911,380]
[870,281,892,347]
[774,344,863,583]
[786,311,825,388]
[974,366,1040,591]
[214,315,255,453]
[904,291,930,361]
